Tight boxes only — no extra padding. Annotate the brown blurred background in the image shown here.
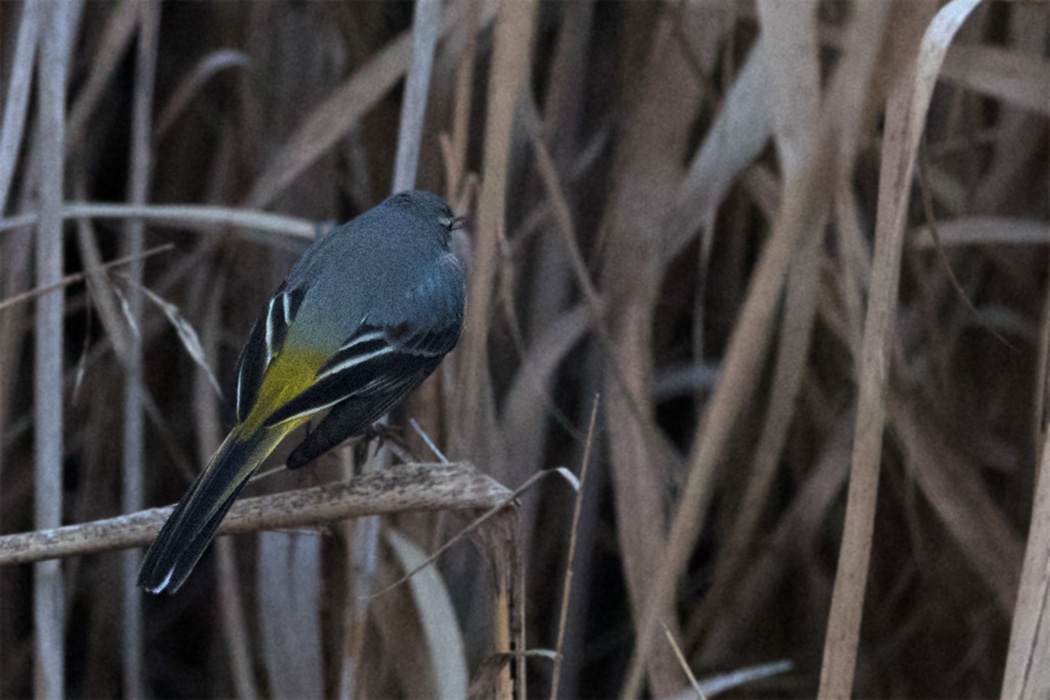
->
[0,0,1048,697]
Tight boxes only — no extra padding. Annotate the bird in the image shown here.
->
[137,190,466,594]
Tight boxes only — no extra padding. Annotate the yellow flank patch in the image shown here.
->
[238,344,328,436]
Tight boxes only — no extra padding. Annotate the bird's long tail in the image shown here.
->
[137,424,289,594]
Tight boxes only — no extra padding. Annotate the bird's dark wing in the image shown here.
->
[234,281,308,423]
[283,356,441,469]
[263,313,458,430]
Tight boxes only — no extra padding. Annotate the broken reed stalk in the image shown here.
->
[0,462,510,566]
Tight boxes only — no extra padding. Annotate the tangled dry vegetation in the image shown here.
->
[0,1,1048,698]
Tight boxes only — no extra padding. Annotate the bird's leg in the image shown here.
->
[362,422,418,464]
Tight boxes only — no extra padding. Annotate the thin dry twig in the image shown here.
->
[550,394,599,700]
[364,465,575,601]
[662,623,705,700]
[0,243,173,312]
[916,135,1016,350]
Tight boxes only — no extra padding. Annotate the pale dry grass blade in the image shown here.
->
[818,2,982,697]
[257,532,324,698]
[385,528,468,699]
[694,660,793,698]
[33,2,79,695]
[520,96,603,323]
[671,37,770,358]
[245,29,410,208]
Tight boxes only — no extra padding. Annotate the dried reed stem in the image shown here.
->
[33,3,79,696]
[0,463,506,567]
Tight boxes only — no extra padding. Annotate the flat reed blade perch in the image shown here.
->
[137,190,466,594]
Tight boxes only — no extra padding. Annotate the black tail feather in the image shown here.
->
[138,432,264,593]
